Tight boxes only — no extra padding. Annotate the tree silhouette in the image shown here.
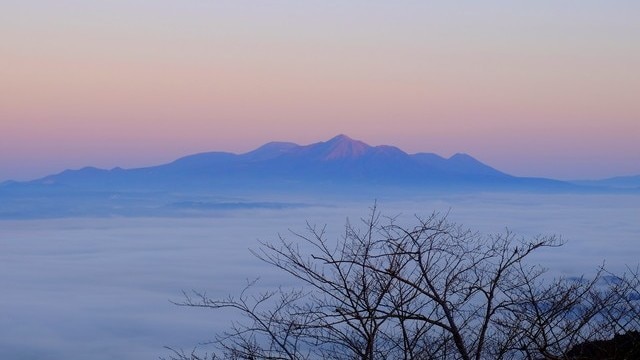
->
[165,206,640,360]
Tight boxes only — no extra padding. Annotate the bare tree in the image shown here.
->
[166,206,639,360]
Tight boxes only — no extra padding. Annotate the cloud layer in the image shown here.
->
[1,193,638,359]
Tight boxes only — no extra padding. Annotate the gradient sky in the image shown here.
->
[1,1,639,181]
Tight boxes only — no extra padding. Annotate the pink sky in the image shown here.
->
[1,1,639,181]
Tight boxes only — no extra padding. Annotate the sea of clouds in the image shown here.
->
[1,193,638,359]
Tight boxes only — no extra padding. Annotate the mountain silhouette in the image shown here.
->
[3,134,582,194]
[0,134,613,218]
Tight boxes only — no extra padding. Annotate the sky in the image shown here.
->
[1,1,639,181]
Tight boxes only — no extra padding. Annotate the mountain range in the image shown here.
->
[3,134,573,191]
[572,175,640,189]
[0,134,636,218]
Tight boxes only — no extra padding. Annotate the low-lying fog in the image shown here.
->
[1,193,638,360]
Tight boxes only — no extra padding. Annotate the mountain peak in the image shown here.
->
[321,134,370,160]
[449,153,473,160]
[243,141,299,160]
[327,134,356,142]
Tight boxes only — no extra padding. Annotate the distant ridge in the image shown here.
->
[1,134,594,193]
[1,134,634,219]
[572,175,640,190]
